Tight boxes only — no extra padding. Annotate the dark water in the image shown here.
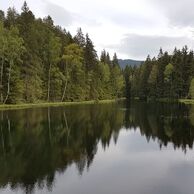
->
[0,101,194,194]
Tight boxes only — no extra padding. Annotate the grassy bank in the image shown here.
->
[179,99,194,105]
[134,98,194,105]
[0,99,117,111]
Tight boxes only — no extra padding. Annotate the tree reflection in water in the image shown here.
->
[0,101,194,193]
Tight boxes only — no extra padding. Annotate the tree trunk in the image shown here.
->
[47,63,51,101]
[4,60,12,104]
[61,79,68,102]
[61,61,68,102]
[0,56,4,103]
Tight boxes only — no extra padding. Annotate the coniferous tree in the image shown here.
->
[124,66,131,99]
[74,28,85,48]
[84,33,97,72]
[0,10,5,22]
[112,53,119,67]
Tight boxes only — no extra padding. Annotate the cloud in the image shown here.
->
[3,0,194,59]
[109,33,194,59]
[109,12,158,29]
[43,0,75,26]
[149,0,194,27]
[43,0,101,27]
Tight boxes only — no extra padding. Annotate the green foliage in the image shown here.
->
[0,2,124,104]
[126,47,194,100]
[189,78,194,99]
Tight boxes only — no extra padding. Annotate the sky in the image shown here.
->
[1,0,194,60]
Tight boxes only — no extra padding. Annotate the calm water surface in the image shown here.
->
[0,101,194,194]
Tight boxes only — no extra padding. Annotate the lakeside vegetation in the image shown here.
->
[179,99,194,104]
[1,2,194,106]
[0,2,124,104]
[124,47,194,101]
[0,99,118,110]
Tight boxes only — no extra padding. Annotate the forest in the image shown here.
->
[1,2,194,104]
[0,2,124,104]
[124,47,194,100]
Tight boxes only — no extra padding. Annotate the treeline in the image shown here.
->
[0,2,124,104]
[124,47,194,100]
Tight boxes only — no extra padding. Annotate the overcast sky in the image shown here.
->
[1,0,194,60]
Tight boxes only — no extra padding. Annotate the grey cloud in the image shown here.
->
[110,12,157,29]
[43,0,100,27]
[150,0,194,27]
[43,0,75,26]
[109,34,194,59]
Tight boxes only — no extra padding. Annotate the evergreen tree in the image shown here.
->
[84,33,97,72]
[189,78,194,99]
[164,63,174,98]
[0,10,5,22]
[112,53,119,67]
[100,50,107,63]
[5,7,18,27]
[46,35,62,101]
[138,55,152,99]
[74,28,85,48]
[124,66,131,99]
[156,51,170,98]
[148,61,158,98]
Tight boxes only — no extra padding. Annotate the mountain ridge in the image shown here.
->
[118,59,143,69]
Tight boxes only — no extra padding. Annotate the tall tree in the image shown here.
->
[47,35,62,101]
[0,10,5,22]
[124,66,131,99]
[74,28,85,48]
[164,63,174,98]
[189,78,194,99]
[5,7,18,27]
[0,22,7,102]
[4,26,25,103]
[112,53,119,67]
[62,43,84,101]
[148,61,158,98]
[84,33,97,72]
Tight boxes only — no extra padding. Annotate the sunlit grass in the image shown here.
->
[179,99,194,104]
[0,99,117,110]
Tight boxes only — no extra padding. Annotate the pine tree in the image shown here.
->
[112,53,119,67]
[189,78,194,99]
[148,61,158,98]
[124,66,131,99]
[74,28,85,48]
[0,10,5,22]
[84,33,97,72]
[5,7,18,27]
[164,63,174,98]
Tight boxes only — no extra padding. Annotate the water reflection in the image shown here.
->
[0,101,193,194]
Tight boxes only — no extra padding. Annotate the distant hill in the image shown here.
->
[118,59,143,69]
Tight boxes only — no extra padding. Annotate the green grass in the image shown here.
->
[0,99,117,110]
[179,99,194,104]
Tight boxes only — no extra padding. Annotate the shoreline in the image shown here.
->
[0,99,118,111]
[179,99,194,105]
[130,98,194,105]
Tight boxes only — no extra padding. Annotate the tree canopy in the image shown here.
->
[0,2,124,104]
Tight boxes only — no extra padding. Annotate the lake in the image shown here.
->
[0,101,194,194]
